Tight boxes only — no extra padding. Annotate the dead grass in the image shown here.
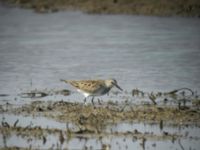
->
[1,0,200,16]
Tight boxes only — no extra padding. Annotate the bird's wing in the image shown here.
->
[70,80,104,93]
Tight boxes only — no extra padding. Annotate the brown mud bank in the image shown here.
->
[0,88,200,149]
[1,100,200,149]
[1,0,200,16]
[2,100,200,130]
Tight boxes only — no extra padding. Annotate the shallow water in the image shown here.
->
[0,114,69,129]
[0,5,200,150]
[0,5,200,98]
[2,135,199,150]
[1,116,200,149]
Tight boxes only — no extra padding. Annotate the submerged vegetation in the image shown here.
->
[0,0,200,16]
[0,88,200,149]
[3,101,200,134]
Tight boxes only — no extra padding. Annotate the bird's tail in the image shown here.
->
[60,79,70,83]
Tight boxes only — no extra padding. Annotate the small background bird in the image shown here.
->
[60,79,123,104]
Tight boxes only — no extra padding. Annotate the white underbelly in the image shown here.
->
[77,88,107,97]
[77,89,90,97]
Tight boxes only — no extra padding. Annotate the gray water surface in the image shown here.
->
[0,6,200,98]
[0,5,200,150]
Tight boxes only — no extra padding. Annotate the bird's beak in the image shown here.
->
[114,83,123,91]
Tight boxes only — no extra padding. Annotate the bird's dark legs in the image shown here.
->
[91,97,95,105]
[83,97,96,106]
[98,98,102,105]
[83,97,87,105]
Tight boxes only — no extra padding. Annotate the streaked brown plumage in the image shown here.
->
[60,79,122,104]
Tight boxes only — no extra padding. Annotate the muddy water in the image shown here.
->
[0,5,200,150]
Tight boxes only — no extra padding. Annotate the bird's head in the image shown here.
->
[105,79,123,91]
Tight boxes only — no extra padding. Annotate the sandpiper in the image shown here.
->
[60,79,123,104]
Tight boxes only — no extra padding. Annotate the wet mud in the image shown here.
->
[0,88,200,149]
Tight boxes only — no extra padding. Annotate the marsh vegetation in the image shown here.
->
[1,0,200,16]
[1,88,200,149]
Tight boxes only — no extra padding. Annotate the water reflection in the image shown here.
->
[1,132,200,150]
[1,113,200,150]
